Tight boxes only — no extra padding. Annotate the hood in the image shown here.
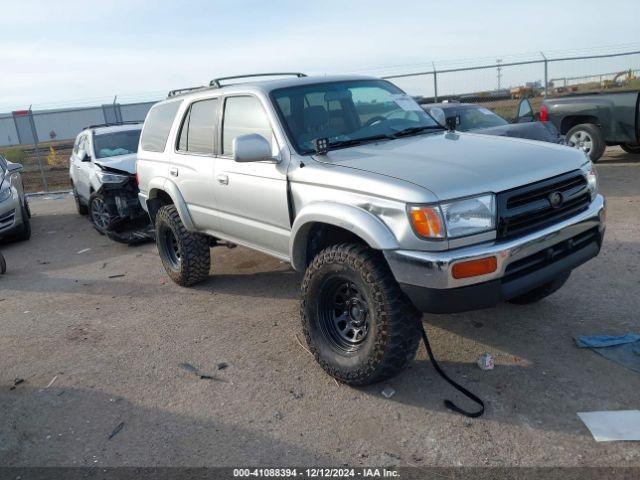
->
[94,153,137,175]
[471,121,560,143]
[315,131,587,201]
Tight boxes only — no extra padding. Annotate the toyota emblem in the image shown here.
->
[548,191,564,208]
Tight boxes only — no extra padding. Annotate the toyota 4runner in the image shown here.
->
[136,74,605,385]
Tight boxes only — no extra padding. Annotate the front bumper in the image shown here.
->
[0,193,23,237]
[385,194,605,313]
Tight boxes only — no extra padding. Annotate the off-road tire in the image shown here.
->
[73,184,88,215]
[507,272,570,305]
[301,243,422,386]
[566,123,605,163]
[620,143,640,154]
[155,205,210,286]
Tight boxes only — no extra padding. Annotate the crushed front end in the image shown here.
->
[96,167,153,244]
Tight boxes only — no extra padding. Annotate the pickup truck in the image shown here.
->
[533,90,640,161]
[136,74,605,386]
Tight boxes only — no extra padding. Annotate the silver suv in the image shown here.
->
[137,74,605,385]
[0,154,31,242]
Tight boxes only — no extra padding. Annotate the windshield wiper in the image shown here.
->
[391,125,444,138]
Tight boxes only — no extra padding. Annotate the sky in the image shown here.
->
[1,0,639,111]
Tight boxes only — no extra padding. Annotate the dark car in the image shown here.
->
[423,101,562,144]
[540,90,640,162]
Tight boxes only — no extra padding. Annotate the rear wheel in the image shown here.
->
[155,205,211,286]
[507,272,570,305]
[620,143,640,154]
[566,124,605,163]
[301,243,422,385]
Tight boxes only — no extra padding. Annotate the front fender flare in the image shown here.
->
[147,177,196,231]
[289,202,399,271]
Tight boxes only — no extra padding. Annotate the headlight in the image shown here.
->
[0,185,11,203]
[96,170,129,184]
[409,194,496,240]
[584,163,598,200]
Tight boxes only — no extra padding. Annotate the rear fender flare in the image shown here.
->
[147,177,196,231]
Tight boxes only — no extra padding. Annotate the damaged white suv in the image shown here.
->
[137,74,605,386]
[69,123,151,243]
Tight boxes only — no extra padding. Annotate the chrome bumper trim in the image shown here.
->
[385,194,605,289]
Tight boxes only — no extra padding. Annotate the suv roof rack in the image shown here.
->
[85,121,142,130]
[209,72,307,88]
[167,86,206,98]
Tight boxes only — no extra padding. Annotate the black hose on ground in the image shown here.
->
[419,322,485,418]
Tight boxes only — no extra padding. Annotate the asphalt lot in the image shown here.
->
[1,147,639,467]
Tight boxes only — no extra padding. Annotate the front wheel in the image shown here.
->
[620,143,640,154]
[12,201,31,242]
[155,205,211,286]
[89,192,110,235]
[566,124,605,163]
[301,243,422,386]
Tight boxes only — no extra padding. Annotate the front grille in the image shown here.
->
[497,170,590,239]
[0,209,16,230]
[503,227,599,281]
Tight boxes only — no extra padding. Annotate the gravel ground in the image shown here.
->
[1,147,639,468]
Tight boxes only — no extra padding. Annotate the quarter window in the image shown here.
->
[222,96,273,156]
[177,98,218,155]
[140,101,182,152]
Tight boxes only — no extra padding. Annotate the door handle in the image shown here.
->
[169,167,178,177]
[216,174,229,185]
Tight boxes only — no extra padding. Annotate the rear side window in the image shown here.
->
[141,101,181,152]
[222,96,273,155]
[177,98,218,155]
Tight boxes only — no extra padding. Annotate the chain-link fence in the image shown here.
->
[2,48,639,194]
[383,49,640,121]
[0,101,156,193]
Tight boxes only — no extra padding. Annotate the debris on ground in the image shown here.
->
[273,411,283,420]
[575,333,640,373]
[108,274,125,279]
[477,353,495,370]
[107,421,125,440]
[77,248,91,254]
[179,362,225,381]
[381,387,396,399]
[216,362,228,370]
[290,389,304,400]
[578,410,640,442]
[9,378,25,390]
[43,375,58,389]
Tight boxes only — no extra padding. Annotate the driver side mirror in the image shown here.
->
[233,134,274,163]
[6,162,23,173]
[516,98,535,123]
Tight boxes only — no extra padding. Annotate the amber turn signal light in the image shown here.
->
[409,206,444,238]
[452,256,497,279]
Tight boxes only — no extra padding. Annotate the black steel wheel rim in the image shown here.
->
[160,225,181,269]
[317,275,370,353]
[90,197,109,230]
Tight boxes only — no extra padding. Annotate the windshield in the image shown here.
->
[271,80,442,154]
[435,106,509,131]
[93,130,142,159]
